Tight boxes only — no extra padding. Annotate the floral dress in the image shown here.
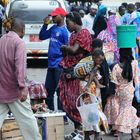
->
[97,15,121,65]
[104,60,140,133]
[59,29,92,123]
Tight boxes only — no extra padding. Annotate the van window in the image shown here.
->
[8,0,60,23]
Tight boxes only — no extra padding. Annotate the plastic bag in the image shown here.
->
[28,81,48,99]
[77,101,100,131]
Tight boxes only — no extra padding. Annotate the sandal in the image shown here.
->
[65,130,78,140]
[72,133,84,140]
[114,131,119,137]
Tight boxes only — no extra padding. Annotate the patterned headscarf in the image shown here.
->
[107,15,121,37]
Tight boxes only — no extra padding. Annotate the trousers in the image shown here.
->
[0,97,41,140]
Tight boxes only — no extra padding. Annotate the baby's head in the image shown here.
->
[82,93,92,104]
[91,38,103,52]
[91,49,105,66]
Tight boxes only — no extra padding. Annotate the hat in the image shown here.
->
[79,10,85,14]
[90,4,98,9]
[49,7,67,17]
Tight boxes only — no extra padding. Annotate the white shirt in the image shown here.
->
[82,13,95,35]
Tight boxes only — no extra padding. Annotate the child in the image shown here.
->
[74,48,106,90]
[75,49,109,140]
[82,93,92,105]
[90,39,111,110]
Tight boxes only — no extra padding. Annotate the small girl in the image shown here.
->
[74,49,109,140]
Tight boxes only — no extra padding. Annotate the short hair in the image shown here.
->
[66,11,82,26]
[3,17,25,32]
[119,5,125,11]
[91,48,104,58]
[135,2,140,8]
[91,38,103,50]
[127,3,135,10]
[121,2,128,9]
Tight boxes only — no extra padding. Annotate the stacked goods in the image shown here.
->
[0,119,23,140]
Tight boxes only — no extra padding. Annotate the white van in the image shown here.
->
[7,0,68,59]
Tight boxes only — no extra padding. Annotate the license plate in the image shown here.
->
[29,35,42,42]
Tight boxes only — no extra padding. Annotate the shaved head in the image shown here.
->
[11,18,25,32]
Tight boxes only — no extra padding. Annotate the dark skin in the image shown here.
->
[43,14,65,27]
[118,6,126,17]
[83,55,106,92]
[127,4,135,14]
[60,18,84,56]
[10,19,27,102]
[60,17,88,79]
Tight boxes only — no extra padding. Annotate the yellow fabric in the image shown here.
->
[2,0,9,6]
[74,56,94,78]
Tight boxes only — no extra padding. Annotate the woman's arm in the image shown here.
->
[60,43,81,55]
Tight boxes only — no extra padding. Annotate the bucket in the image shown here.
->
[117,25,137,48]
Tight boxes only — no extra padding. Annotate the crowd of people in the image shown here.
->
[0,0,140,140]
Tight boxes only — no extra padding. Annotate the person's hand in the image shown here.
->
[43,16,52,25]
[82,85,89,93]
[20,87,28,102]
[60,46,67,56]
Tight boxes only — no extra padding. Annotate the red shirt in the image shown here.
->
[0,31,26,103]
[60,29,92,68]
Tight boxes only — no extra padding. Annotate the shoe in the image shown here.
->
[114,131,119,137]
[65,130,78,140]
[72,133,84,140]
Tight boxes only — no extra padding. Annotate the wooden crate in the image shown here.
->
[46,116,64,140]
[0,119,24,140]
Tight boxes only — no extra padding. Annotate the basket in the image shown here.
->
[76,93,100,131]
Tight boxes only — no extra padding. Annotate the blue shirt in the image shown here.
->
[121,11,140,25]
[39,24,68,68]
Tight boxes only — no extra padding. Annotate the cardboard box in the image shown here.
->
[35,112,65,140]
[46,116,64,140]
[46,116,64,126]
[0,119,24,140]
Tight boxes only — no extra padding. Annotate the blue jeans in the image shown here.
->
[45,67,62,110]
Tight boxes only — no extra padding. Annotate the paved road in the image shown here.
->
[27,65,139,140]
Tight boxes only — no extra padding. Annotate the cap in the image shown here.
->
[49,7,67,17]
[79,10,85,14]
[90,4,98,9]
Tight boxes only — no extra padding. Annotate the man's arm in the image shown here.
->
[39,24,51,40]
[15,41,28,101]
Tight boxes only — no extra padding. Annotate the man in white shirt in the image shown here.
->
[82,4,98,39]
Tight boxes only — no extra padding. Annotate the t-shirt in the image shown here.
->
[39,24,69,68]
